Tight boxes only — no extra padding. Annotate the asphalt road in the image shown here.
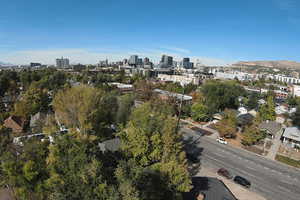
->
[182,128,300,200]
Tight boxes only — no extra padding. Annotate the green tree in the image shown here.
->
[118,103,191,197]
[116,94,135,125]
[191,103,209,122]
[292,105,300,127]
[201,80,245,113]
[1,140,49,200]
[14,86,50,119]
[46,133,118,200]
[215,109,237,138]
[259,96,276,121]
[53,85,116,138]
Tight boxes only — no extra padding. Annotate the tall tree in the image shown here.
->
[53,85,116,138]
[215,109,237,138]
[118,103,191,197]
[191,103,209,122]
[259,96,276,121]
[14,86,50,119]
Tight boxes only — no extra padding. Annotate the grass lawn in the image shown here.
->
[275,155,300,168]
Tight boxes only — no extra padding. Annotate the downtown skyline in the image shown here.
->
[1,0,300,65]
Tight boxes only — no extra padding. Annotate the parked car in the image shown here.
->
[216,137,227,145]
[217,168,233,179]
[234,176,251,188]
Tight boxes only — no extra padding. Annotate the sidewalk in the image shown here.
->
[265,131,282,160]
[196,167,267,200]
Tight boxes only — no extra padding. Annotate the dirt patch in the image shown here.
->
[226,132,243,148]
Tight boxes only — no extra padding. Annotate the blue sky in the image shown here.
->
[1,0,300,65]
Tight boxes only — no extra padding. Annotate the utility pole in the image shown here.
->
[176,83,185,133]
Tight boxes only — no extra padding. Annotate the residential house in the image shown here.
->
[237,113,254,127]
[153,89,193,104]
[259,121,282,139]
[282,127,300,149]
[183,177,237,200]
[4,115,26,133]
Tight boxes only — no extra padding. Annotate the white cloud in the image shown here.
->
[159,46,191,54]
[0,48,231,66]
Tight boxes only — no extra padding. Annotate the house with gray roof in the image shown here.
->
[259,121,282,139]
[282,127,300,149]
[183,177,237,200]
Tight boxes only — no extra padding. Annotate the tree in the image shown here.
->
[118,103,191,197]
[14,86,50,119]
[241,118,266,146]
[46,134,118,200]
[246,93,259,110]
[53,85,116,138]
[191,103,209,122]
[215,109,237,138]
[201,80,245,113]
[259,96,276,121]
[115,160,172,200]
[1,140,49,200]
[116,94,135,125]
[292,106,300,127]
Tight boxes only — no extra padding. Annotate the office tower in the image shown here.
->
[144,57,150,65]
[56,57,70,68]
[160,55,173,68]
[129,55,138,66]
[182,57,193,69]
[137,58,143,66]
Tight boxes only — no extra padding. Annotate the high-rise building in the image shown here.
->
[160,55,173,68]
[144,57,150,65]
[129,55,138,66]
[137,58,143,66]
[56,57,70,68]
[182,57,193,69]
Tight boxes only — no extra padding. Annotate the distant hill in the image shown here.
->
[233,60,300,70]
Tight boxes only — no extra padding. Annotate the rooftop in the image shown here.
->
[183,177,237,200]
[259,121,282,135]
[154,89,193,101]
[283,127,300,142]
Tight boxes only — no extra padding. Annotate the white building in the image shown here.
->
[291,85,300,97]
[157,74,200,85]
[282,127,300,148]
[215,71,255,81]
[272,75,300,85]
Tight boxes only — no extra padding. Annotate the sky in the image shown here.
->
[0,0,300,65]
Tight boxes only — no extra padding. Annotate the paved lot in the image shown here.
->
[182,128,300,200]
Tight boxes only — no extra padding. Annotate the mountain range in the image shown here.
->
[233,60,300,70]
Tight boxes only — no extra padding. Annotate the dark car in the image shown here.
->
[234,176,251,188]
[217,168,233,179]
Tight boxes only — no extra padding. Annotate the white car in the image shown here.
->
[216,137,227,145]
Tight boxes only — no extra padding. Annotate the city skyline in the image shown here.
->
[1,0,300,65]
